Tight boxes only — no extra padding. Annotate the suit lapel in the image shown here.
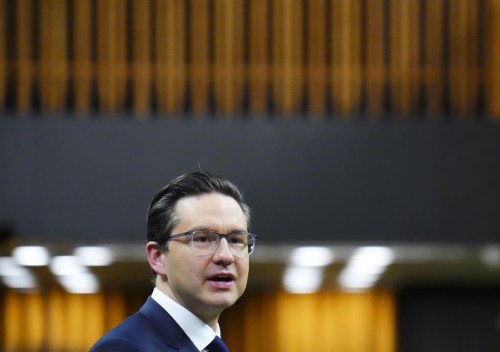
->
[139,297,199,351]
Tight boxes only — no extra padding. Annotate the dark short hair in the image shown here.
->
[147,172,251,249]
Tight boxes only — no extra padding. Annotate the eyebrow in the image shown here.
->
[189,227,249,234]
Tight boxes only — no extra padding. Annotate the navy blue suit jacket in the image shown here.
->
[89,297,200,352]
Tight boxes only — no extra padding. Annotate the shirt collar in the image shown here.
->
[151,287,220,351]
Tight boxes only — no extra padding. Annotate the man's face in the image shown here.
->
[159,192,249,321]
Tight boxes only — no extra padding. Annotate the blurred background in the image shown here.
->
[1,0,500,351]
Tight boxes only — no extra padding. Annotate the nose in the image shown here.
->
[212,238,235,264]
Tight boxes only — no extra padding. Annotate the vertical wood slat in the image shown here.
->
[306,0,327,115]
[155,0,186,113]
[342,293,375,351]
[65,294,86,350]
[4,291,22,351]
[272,0,304,114]
[330,294,350,351]
[373,291,397,352]
[214,0,244,114]
[105,291,127,330]
[365,0,386,116]
[1,288,395,352]
[221,290,396,352]
[25,293,44,351]
[272,0,284,112]
[131,0,151,115]
[315,292,336,350]
[84,294,106,349]
[1,288,133,352]
[190,0,211,115]
[448,0,479,116]
[487,0,500,118]
[423,0,445,117]
[1,0,495,118]
[40,0,68,112]
[276,293,317,351]
[46,288,66,352]
[73,0,92,113]
[277,291,395,352]
[16,0,33,113]
[390,0,420,116]
[331,0,362,116]
[248,0,270,114]
[3,293,45,351]
[97,0,128,112]
[0,0,6,110]
[249,294,279,352]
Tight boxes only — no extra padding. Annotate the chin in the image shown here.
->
[206,292,239,308]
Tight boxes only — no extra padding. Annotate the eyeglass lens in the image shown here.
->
[190,231,255,257]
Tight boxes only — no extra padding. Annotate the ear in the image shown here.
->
[146,241,167,276]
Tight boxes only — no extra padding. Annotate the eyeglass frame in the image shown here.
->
[163,229,258,257]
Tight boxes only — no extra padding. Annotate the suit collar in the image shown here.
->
[151,288,218,350]
[140,297,200,351]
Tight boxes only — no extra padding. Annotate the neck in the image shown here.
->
[155,281,222,330]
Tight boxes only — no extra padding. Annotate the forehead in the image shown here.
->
[174,192,247,230]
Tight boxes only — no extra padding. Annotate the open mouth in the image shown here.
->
[211,276,232,282]
[208,273,235,283]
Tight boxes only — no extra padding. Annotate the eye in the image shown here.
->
[229,234,248,245]
[192,231,217,243]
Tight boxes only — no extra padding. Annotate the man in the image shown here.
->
[90,172,257,352]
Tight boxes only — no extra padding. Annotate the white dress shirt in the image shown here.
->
[151,287,221,351]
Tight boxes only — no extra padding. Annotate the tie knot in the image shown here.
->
[207,336,229,352]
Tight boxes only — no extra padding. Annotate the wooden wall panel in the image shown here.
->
[4,292,22,351]
[46,289,67,352]
[390,0,421,116]
[189,0,211,115]
[15,0,33,113]
[221,290,396,352]
[104,291,127,330]
[331,0,362,116]
[423,0,445,117]
[131,0,152,115]
[155,0,186,113]
[222,293,279,352]
[96,0,128,112]
[64,294,86,350]
[487,0,500,118]
[0,0,5,110]
[214,0,245,114]
[1,288,395,352]
[272,0,304,114]
[25,293,44,351]
[373,290,396,352]
[72,0,92,113]
[1,0,498,118]
[448,0,480,116]
[40,0,68,112]
[364,0,387,117]
[84,294,106,349]
[248,0,270,114]
[306,0,327,115]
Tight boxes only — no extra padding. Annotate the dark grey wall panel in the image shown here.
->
[397,287,500,352]
[1,117,499,244]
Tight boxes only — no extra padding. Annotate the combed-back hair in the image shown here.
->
[146,172,251,250]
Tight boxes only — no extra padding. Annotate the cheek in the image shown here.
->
[237,268,249,295]
[237,259,250,281]
[164,254,187,279]
[166,254,207,281]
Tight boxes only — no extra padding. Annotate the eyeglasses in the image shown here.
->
[166,230,258,257]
